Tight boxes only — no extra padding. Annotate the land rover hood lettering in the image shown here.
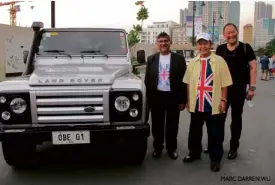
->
[29,64,130,86]
[37,78,103,83]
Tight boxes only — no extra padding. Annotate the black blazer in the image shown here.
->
[144,51,187,105]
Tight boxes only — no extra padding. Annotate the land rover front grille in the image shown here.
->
[33,91,107,124]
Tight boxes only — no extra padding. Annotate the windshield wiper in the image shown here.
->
[42,49,72,58]
[80,50,109,58]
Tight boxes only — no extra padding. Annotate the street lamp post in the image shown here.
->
[192,1,196,46]
[191,1,205,46]
[212,11,223,44]
[51,1,55,28]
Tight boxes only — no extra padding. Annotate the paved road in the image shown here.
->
[0,76,274,185]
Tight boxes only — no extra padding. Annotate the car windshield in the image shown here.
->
[36,30,128,55]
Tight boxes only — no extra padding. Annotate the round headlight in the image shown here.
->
[129,109,138,117]
[114,96,130,112]
[132,94,139,101]
[10,98,27,114]
[1,111,11,120]
[0,96,6,104]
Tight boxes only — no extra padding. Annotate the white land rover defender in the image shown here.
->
[0,22,150,168]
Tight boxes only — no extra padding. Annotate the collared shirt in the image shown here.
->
[183,52,233,115]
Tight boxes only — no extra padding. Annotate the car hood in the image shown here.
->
[29,63,131,86]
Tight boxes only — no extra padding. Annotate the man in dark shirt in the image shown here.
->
[260,53,270,80]
[215,23,257,160]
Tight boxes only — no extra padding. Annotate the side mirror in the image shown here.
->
[23,50,29,64]
[137,50,146,64]
[31,21,44,32]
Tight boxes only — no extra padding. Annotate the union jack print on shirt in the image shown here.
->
[158,63,170,88]
[195,58,213,112]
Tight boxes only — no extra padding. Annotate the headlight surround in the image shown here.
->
[0,93,31,124]
[110,90,143,122]
[10,98,27,114]
[114,96,130,112]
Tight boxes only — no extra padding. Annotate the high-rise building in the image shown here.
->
[195,1,204,16]
[254,1,267,23]
[254,2,273,48]
[229,1,240,29]
[254,1,273,22]
[180,8,189,25]
[187,1,205,16]
[254,18,275,49]
[188,2,193,14]
[200,1,229,43]
[243,24,253,46]
[186,1,238,43]
[266,4,273,19]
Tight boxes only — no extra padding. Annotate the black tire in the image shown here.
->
[123,137,148,165]
[2,136,36,169]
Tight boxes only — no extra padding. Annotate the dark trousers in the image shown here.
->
[188,112,225,162]
[150,91,180,152]
[223,85,246,151]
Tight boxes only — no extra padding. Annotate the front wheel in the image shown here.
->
[2,135,36,169]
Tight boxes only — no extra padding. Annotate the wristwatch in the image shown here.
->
[249,86,256,91]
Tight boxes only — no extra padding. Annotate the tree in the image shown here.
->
[127,29,140,47]
[257,47,266,56]
[136,1,149,28]
[188,36,196,44]
[265,38,275,56]
[127,1,149,47]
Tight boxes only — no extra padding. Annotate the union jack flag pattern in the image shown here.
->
[157,62,170,91]
[195,58,213,112]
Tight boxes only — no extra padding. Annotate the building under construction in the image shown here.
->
[0,1,34,26]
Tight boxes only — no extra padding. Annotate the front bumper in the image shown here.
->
[0,123,150,142]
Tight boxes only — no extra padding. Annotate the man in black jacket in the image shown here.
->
[144,32,187,159]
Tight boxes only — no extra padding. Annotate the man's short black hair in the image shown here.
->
[223,23,238,33]
[157,32,170,41]
[264,52,269,56]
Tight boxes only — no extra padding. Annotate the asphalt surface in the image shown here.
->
[0,72,274,185]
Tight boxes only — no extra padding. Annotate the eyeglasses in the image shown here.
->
[157,39,169,43]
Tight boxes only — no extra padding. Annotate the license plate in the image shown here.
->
[52,131,90,145]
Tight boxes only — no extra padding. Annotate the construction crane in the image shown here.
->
[0,1,25,26]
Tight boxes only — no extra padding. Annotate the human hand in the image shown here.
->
[185,102,190,112]
[179,104,186,111]
[247,90,255,100]
[219,101,226,113]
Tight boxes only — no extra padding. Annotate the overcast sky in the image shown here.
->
[0,0,275,41]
